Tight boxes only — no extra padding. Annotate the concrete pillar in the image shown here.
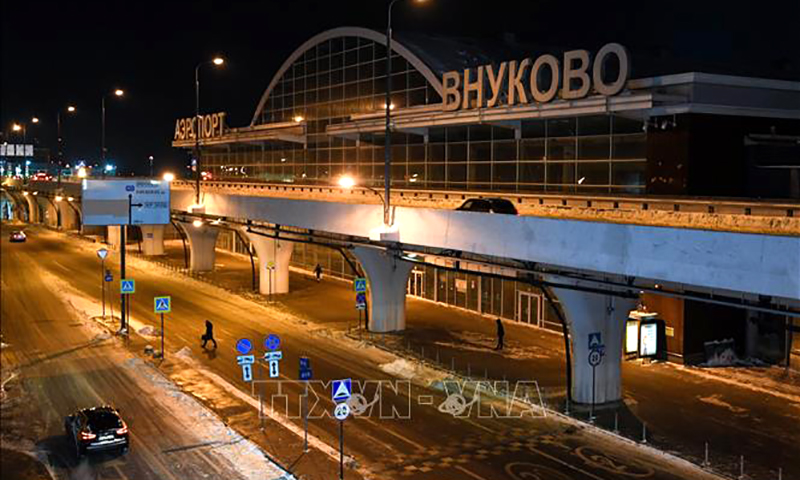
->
[178,221,220,271]
[549,278,637,405]
[24,195,39,223]
[241,230,294,294]
[352,246,413,333]
[58,202,78,230]
[38,197,57,227]
[107,226,122,247]
[140,225,165,256]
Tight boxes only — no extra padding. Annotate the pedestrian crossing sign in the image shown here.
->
[354,278,367,293]
[154,296,171,314]
[332,378,352,402]
[121,279,135,294]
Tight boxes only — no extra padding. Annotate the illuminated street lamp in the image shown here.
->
[55,195,63,202]
[31,117,39,124]
[192,219,204,228]
[162,172,175,182]
[12,123,21,132]
[194,56,226,205]
[102,88,125,176]
[338,175,389,224]
[57,105,77,188]
[383,0,428,226]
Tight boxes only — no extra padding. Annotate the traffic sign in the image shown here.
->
[299,357,310,369]
[266,261,275,270]
[300,368,313,380]
[236,338,253,355]
[236,354,255,366]
[588,349,603,367]
[588,332,602,350]
[154,296,171,313]
[96,248,109,260]
[263,351,283,361]
[120,279,135,294]
[332,379,352,402]
[355,292,367,306]
[242,364,253,382]
[355,303,366,311]
[265,334,281,351]
[354,278,367,293]
[333,402,351,421]
[104,272,113,282]
[269,360,280,378]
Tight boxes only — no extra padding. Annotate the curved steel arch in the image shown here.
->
[251,26,444,126]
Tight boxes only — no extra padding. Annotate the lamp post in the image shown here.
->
[194,56,225,205]
[102,89,125,178]
[338,175,389,215]
[57,105,76,188]
[148,155,154,177]
[385,0,426,226]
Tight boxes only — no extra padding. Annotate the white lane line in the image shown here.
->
[464,419,497,435]
[364,418,427,451]
[528,446,608,480]
[455,465,492,480]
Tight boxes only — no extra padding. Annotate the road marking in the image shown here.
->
[455,465,492,480]
[464,418,498,435]
[365,418,427,451]
[528,446,608,480]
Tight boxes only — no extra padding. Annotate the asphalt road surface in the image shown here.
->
[1,224,726,480]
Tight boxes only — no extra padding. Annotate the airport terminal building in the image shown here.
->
[173,27,800,364]
[174,27,800,199]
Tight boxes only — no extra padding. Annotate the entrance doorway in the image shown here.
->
[517,291,543,327]
[408,268,424,297]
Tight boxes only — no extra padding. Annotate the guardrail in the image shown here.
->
[173,179,798,218]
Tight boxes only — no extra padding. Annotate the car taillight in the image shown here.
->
[116,425,128,435]
[79,431,96,440]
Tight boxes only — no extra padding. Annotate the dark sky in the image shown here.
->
[2,0,798,177]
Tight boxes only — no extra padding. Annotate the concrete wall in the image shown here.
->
[172,189,800,301]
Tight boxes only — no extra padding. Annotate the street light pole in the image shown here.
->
[193,57,224,206]
[384,0,401,227]
[102,89,125,178]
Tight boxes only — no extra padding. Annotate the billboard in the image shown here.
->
[82,179,170,226]
[639,322,658,357]
[0,144,34,157]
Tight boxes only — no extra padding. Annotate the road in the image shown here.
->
[0,224,289,480]
[1,224,725,480]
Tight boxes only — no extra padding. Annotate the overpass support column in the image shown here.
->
[107,226,122,248]
[22,195,38,223]
[352,246,413,333]
[549,278,637,405]
[57,202,78,230]
[241,230,294,294]
[178,222,220,272]
[140,225,165,256]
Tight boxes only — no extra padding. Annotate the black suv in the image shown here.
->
[455,198,518,215]
[65,406,129,457]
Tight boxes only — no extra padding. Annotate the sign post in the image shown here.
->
[299,356,312,452]
[96,248,109,318]
[587,332,605,423]
[82,179,171,334]
[154,296,171,358]
[332,380,352,480]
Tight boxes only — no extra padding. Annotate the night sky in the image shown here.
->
[2,0,798,177]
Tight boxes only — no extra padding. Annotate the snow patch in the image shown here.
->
[697,394,748,414]
[176,346,193,359]
[380,359,418,379]
[138,325,161,337]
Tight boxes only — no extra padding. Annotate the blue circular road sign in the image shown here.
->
[236,338,253,355]
[265,334,281,351]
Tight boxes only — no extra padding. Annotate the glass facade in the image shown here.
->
[203,34,648,194]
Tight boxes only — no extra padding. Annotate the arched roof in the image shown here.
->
[251,27,445,126]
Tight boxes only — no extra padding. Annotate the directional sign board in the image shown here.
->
[332,378,352,403]
[269,360,280,378]
[334,402,351,421]
[299,357,312,380]
[82,179,170,226]
[354,278,367,293]
[154,296,171,313]
[236,354,255,366]
[120,279,135,294]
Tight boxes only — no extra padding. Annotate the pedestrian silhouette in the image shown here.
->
[313,264,323,282]
[494,318,505,350]
[201,319,217,349]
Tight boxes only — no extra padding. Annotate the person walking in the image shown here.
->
[201,319,217,349]
[313,264,323,282]
[494,318,505,351]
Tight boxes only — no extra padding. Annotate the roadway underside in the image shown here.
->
[2,225,796,480]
